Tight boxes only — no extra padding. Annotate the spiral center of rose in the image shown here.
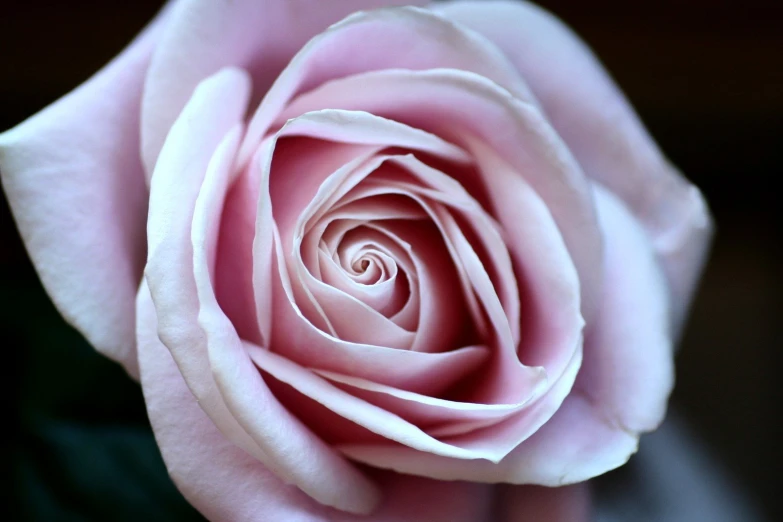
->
[266,124,522,360]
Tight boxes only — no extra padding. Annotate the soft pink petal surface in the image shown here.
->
[237,5,535,164]
[436,0,713,331]
[138,282,496,522]
[0,5,170,377]
[146,68,379,513]
[192,144,382,515]
[141,0,428,175]
[145,68,271,464]
[140,279,589,520]
[577,184,673,433]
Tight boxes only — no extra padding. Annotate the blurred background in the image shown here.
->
[2,1,781,520]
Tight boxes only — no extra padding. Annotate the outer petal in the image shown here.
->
[137,281,324,521]
[340,391,638,486]
[578,184,673,433]
[146,67,377,514]
[191,117,380,515]
[141,0,427,175]
[138,282,494,521]
[435,0,713,332]
[0,5,170,377]
[145,67,270,469]
[238,6,536,165]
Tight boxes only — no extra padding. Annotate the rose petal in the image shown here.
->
[339,390,638,487]
[282,74,585,397]
[145,70,253,453]
[213,158,263,344]
[316,368,541,435]
[577,184,673,433]
[249,344,534,464]
[0,6,170,377]
[337,344,589,483]
[315,214,419,323]
[435,0,713,332]
[365,155,521,347]
[141,0,427,175]
[302,225,422,349]
[144,66,297,485]
[237,5,536,164]
[138,282,492,521]
[190,135,381,515]
[310,198,423,319]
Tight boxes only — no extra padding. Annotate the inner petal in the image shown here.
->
[301,222,423,348]
[324,225,412,319]
[256,109,550,409]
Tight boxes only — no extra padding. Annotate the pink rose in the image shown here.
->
[0,1,712,520]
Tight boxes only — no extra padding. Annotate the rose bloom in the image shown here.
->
[0,1,712,520]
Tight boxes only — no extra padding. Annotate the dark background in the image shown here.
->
[2,1,781,520]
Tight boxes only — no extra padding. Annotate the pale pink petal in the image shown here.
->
[337,345,588,483]
[137,282,327,521]
[303,224,424,349]
[141,0,427,174]
[144,68,275,475]
[332,186,663,492]
[309,199,422,319]
[255,111,468,339]
[146,66,378,512]
[253,139,380,344]
[289,158,477,357]
[274,180,539,403]
[317,368,539,434]
[370,155,521,347]
[436,0,713,332]
[138,282,493,521]
[577,184,673,432]
[468,140,582,383]
[214,159,263,344]
[249,344,527,463]
[319,175,487,342]
[304,271,416,348]
[271,246,489,395]
[238,5,535,164]
[145,68,250,424]
[0,7,169,377]
[314,215,419,323]
[456,390,639,486]
[361,219,465,355]
[190,134,380,514]
[493,483,590,522]
[281,75,584,400]
[267,140,465,352]
[339,386,637,486]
